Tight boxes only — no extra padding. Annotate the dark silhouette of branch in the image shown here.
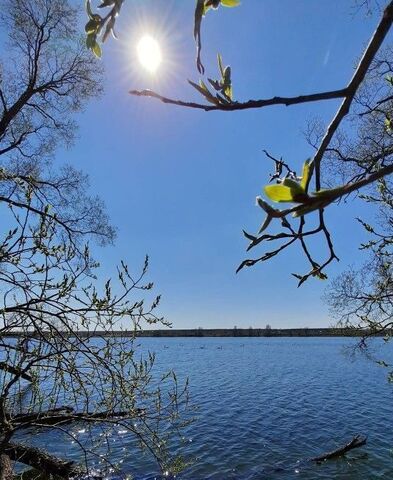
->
[311,435,367,462]
[13,408,145,427]
[130,2,393,118]
[313,0,393,190]
[0,362,32,382]
[130,87,349,112]
[3,443,84,478]
[238,162,393,277]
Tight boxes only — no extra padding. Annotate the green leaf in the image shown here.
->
[217,53,225,77]
[385,116,392,133]
[188,80,218,104]
[223,66,231,84]
[264,184,300,203]
[314,271,328,280]
[86,33,96,49]
[300,159,313,192]
[92,41,102,58]
[203,3,212,15]
[221,0,241,7]
[86,0,94,20]
[313,186,345,198]
[199,79,211,92]
[224,85,233,100]
[85,19,98,34]
[282,178,304,194]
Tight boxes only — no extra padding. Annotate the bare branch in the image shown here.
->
[130,87,349,112]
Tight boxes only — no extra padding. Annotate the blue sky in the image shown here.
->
[59,0,385,328]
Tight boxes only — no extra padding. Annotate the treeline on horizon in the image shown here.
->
[2,327,390,338]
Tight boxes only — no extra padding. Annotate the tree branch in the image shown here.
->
[313,0,393,190]
[311,435,367,462]
[0,362,32,382]
[3,442,83,479]
[129,87,349,112]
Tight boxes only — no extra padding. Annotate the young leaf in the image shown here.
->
[92,41,102,58]
[86,33,96,49]
[86,0,94,20]
[385,116,392,133]
[217,53,225,77]
[221,0,241,7]
[300,159,314,192]
[208,78,221,91]
[264,184,299,203]
[282,178,304,194]
[313,186,345,199]
[85,19,98,34]
[188,80,218,104]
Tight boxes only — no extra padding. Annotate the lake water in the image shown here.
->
[38,337,393,479]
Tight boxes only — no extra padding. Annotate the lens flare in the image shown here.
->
[137,35,162,73]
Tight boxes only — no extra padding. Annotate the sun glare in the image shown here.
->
[137,35,162,73]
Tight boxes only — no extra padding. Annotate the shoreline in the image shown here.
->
[2,328,388,338]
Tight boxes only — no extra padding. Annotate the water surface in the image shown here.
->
[39,337,393,479]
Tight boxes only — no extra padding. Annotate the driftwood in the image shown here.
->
[3,442,84,478]
[311,435,367,462]
[13,408,144,427]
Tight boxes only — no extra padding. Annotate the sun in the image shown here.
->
[137,35,162,73]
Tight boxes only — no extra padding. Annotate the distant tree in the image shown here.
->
[0,1,189,478]
[265,324,272,337]
[321,40,393,372]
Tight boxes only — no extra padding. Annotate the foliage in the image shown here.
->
[0,1,190,478]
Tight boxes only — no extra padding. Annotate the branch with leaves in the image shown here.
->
[83,0,393,285]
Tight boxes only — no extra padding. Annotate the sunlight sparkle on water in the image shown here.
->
[137,35,162,73]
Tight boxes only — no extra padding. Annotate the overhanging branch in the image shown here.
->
[129,88,348,112]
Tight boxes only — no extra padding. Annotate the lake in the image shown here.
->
[38,337,393,479]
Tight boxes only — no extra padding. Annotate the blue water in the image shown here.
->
[36,337,393,479]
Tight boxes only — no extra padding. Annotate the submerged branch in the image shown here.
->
[14,408,145,427]
[4,442,84,478]
[311,435,367,462]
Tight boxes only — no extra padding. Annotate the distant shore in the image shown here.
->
[134,327,385,338]
[2,327,388,338]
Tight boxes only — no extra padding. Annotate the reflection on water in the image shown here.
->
[32,337,393,479]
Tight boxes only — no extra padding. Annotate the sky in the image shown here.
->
[57,0,389,329]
